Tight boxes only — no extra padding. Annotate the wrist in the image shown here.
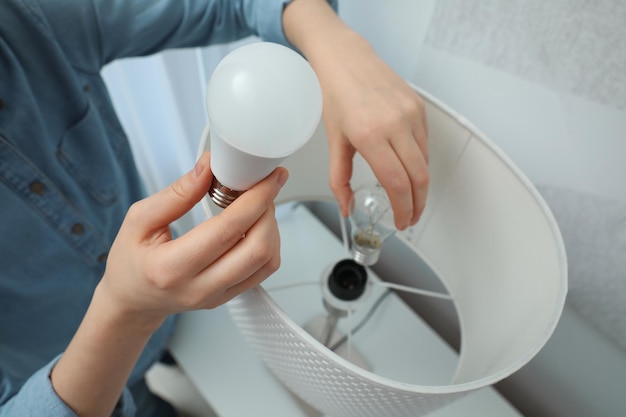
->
[283,0,367,60]
[91,281,166,336]
[50,283,165,416]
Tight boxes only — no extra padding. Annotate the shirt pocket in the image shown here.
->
[57,103,128,206]
[0,134,111,269]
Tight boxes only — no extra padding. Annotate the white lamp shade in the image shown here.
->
[198,84,567,417]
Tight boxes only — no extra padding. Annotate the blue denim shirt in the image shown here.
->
[0,0,338,415]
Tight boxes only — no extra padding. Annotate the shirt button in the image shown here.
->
[83,84,90,93]
[97,253,108,263]
[71,223,85,235]
[29,181,46,196]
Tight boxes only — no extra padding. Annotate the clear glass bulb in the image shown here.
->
[348,183,396,266]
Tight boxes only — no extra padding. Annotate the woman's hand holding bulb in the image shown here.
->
[284,0,430,231]
[98,151,288,325]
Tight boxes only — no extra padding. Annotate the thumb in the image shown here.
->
[327,135,355,217]
[129,152,213,233]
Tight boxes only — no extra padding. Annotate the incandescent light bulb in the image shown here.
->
[206,42,322,208]
[348,183,397,266]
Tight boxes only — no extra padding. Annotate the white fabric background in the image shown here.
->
[424,0,626,110]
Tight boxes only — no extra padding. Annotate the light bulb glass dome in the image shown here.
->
[205,42,322,207]
[349,183,396,266]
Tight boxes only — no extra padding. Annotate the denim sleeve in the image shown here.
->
[35,0,338,69]
[0,356,136,417]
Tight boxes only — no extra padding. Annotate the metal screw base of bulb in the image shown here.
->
[351,247,381,267]
[208,176,245,209]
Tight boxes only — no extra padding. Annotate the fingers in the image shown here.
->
[157,167,288,278]
[126,152,213,237]
[329,129,429,230]
[193,206,282,308]
[324,82,429,229]
[359,141,412,229]
[327,132,356,217]
[408,152,429,226]
[407,96,429,225]
[391,141,429,229]
[413,96,429,165]
[103,156,288,318]
[391,90,429,227]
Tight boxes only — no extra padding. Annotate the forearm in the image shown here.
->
[50,285,164,417]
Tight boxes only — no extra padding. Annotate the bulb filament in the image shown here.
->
[353,228,382,250]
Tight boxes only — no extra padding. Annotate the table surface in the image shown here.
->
[169,204,522,417]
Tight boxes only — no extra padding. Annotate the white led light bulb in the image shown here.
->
[206,42,322,207]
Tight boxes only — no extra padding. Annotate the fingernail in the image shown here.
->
[193,159,205,178]
[277,170,289,188]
